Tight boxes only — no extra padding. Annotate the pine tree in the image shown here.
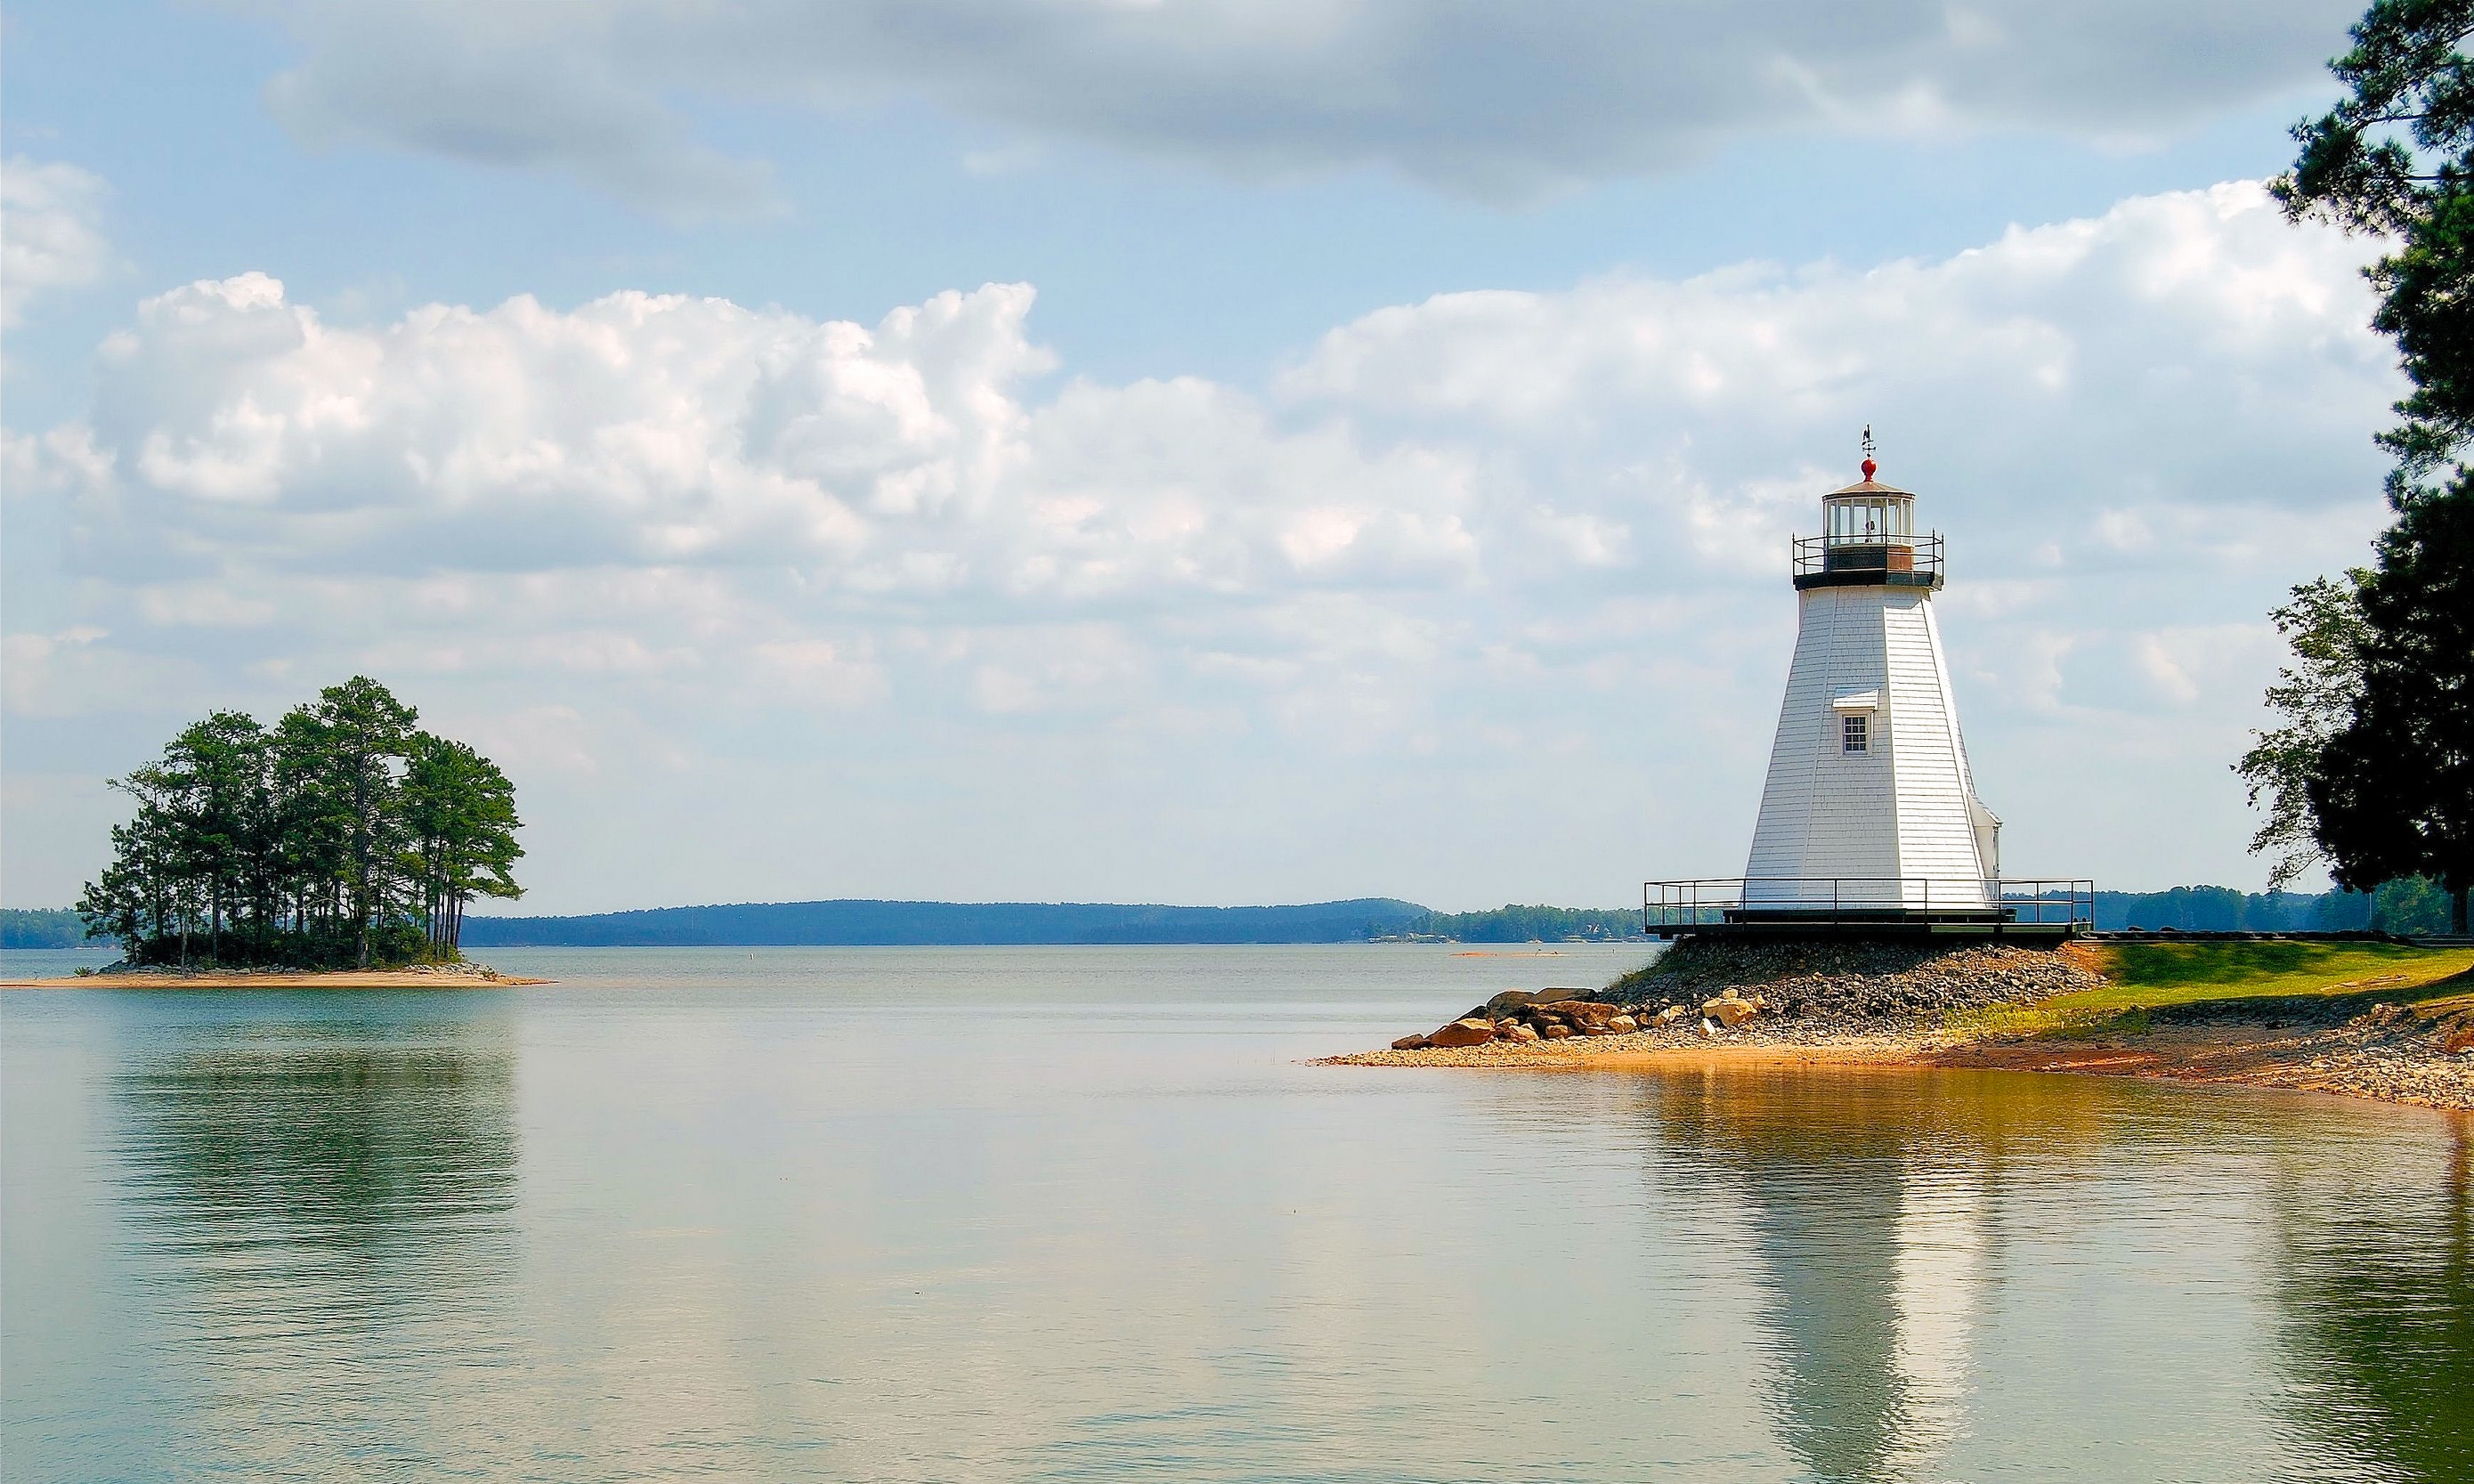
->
[78,678,525,967]
[2266,1,2474,932]
[401,732,525,959]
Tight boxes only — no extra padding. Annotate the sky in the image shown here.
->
[0,0,2405,914]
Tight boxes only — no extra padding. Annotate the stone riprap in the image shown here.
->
[1377,939,2098,1054]
[1610,937,2103,1020]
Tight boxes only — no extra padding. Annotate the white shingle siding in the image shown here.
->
[1744,581,1995,909]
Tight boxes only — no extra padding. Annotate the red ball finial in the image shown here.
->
[1861,456,1877,481]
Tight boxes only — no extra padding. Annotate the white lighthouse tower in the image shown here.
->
[1738,433,2002,920]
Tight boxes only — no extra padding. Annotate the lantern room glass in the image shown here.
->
[1823,494,1914,547]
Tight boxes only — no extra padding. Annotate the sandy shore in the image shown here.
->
[2,967,548,989]
[1318,1003,2474,1111]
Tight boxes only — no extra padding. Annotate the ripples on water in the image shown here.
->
[3,945,2468,1482]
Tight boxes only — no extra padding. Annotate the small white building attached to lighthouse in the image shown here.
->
[1646,435,2089,937]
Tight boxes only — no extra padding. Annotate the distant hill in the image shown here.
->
[35,881,2444,953]
[459,898,1432,947]
[457,884,2444,945]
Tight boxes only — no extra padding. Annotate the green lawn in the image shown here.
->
[2051,941,2474,1011]
[1950,940,2474,1040]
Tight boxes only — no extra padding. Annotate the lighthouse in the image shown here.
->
[1644,434,2089,936]
[1737,432,2000,919]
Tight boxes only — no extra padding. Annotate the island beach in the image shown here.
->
[0,962,548,990]
[1321,937,2474,1111]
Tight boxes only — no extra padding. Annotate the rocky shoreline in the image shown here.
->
[1320,938,2474,1112]
[1361,941,2105,1055]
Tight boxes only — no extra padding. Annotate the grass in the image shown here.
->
[1943,941,2474,1041]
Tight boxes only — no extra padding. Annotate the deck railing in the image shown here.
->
[1642,877,2095,935]
[1791,531,1944,581]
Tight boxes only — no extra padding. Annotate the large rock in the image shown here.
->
[1704,995,1760,1027]
[1539,1000,1621,1028]
[1539,1023,1575,1039]
[1606,1014,1639,1034]
[1654,1005,1690,1027]
[1506,1022,1542,1043]
[1391,1034,1430,1050]
[1427,1018,1499,1048]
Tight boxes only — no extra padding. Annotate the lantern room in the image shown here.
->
[1823,484,1912,558]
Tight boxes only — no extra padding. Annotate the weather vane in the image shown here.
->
[1861,425,1877,481]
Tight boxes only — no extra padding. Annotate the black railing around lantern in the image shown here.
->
[1641,877,2095,937]
[1790,531,1945,584]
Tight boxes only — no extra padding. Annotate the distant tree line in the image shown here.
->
[76,677,523,969]
[2247,5,2474,935]
[15,881,2453,953]
[0,909,85,948]
[1390,904,1645,942]
[2098,883,2455,936]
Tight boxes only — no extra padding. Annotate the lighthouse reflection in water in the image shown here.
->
[1620,1065,2472,1483]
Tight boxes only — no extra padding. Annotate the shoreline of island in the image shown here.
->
[1316,937,2474,1112]
[1,963,549,989]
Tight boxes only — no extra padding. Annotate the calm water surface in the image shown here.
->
[4,945,2469,1482]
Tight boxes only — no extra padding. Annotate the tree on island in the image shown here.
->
[2249,0,2474,934]
[77,677,523,968]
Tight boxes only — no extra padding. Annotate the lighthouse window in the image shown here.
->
[1842,714,1869,753]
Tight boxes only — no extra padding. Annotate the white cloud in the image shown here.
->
[2,158,110,328]
[241,0,2343,212]
[3,182,2405,908]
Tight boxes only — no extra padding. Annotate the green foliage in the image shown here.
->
[2234,575,2372,891]
[2265,4,2474,934]
[2276,0,2474,489]
[0,908,87,948]
[1396,904,1643,942]
[400,732,523,961]
[2305,482,2474,925]
[2369,875,2458,934]
[76,677,523,969]
[2101,886,2326,931]
[2303,876,2457,931]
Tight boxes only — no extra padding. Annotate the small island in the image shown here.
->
[16,677,541,989]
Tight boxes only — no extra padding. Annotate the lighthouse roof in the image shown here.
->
[1826,478,1913,499]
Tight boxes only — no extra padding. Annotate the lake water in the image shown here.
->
[4,944,2469,1483]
